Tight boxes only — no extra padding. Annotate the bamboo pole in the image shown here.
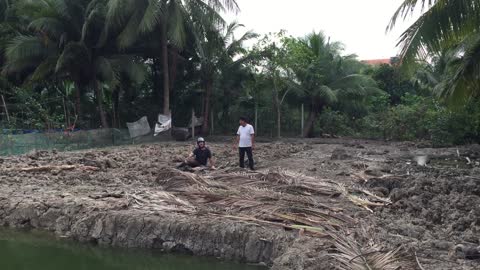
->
[1,95,10,123]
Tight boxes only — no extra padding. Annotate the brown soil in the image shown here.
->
[0,138,479,269]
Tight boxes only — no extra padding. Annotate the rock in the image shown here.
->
[330,149,351,160]
[453,244,480,260]
[426,240,453,250]
[371,187,389,197]
[105,159,118,169]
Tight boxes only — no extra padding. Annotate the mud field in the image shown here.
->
[0,138,479,269]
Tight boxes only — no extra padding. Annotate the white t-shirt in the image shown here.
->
[237,124,255,147]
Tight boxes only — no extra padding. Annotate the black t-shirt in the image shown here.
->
[193,147,212,166]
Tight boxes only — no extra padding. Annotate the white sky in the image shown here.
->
[225,0,421,60]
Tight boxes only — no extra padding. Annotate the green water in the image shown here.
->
[0,229,266,270]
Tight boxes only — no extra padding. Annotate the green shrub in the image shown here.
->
[318,108,354,136]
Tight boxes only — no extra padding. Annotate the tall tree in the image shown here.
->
[388,0,480,104]
[105,0,239,116]
[194,22,257,135]
[284,32,381,137]
[3,0,144,128]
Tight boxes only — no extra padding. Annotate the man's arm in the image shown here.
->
[208,157,215,169]
[251,134,255,150]
[234,127,240,150]
[207,150,215,169]
[185,150,195,162]
[250,126,255,150]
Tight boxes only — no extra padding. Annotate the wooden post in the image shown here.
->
[63,97,69,128]
[191,108,195,140]
[301,103,304,137]
[1,95,10,123]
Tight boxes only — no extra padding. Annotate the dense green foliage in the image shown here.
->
[0,0,480,147]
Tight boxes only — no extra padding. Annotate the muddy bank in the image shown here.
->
[1,139,479,269]
[0,142,369,269]
[0,199,292,265]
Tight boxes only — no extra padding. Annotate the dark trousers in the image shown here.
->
[239,147,254,170]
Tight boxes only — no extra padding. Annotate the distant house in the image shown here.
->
[361,57,400,66]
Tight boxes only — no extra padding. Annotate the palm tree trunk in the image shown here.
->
[112,88,120,128]
[272,86,281,139]
[169,47,178,92]
[202,80,213,135]
[152,58,160,103]
[160,21,170,116]
[303,102,322,138]
[94,81,109,128]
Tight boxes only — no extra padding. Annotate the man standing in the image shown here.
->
[178,137,215,170]
[234,117,255,170]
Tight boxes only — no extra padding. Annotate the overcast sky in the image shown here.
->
[224,0,420,60]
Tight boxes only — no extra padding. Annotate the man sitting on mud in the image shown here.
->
[177,137,216,170]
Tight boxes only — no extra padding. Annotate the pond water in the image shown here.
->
[0,229,266,270]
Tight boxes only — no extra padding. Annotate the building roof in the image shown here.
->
[361,59,391,65]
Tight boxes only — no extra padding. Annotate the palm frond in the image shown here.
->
[138,0,163,34]
[312,85,337,104]
[387,0,437,31]
[116,9,144,49]
[28,17,65,39]
[167,0,188,48]
[330,228,414,270]
[5,35,48,65]
[391,0,480,71]
[56,41,90,73]
[105,0,136,30]
[30,55,58,81]
[438,34,480,106]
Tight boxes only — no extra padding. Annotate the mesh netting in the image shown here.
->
[0,129,135,156]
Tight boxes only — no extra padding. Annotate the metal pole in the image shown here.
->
[1,95,10,123]
[301,103,304,137]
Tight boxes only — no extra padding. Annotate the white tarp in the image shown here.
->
[126,116,151,138]
[188,116,203,127]
[154,114,172,136]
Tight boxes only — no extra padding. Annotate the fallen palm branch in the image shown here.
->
[330,228,417,270]
[212,214,328,237]
[150,167,389,233]
[336,184,389,213]
[3,164,100,173]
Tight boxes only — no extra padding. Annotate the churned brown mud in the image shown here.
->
[0,138,479,269]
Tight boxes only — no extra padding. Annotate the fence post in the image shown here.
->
[1,95,10,123]
[301,103,304,137]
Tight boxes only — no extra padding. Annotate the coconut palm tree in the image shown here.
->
[388,0,480,104]
[193,22,257,135]
[285,32,381,137]
[105,0,239,116]
[3,0,145,128]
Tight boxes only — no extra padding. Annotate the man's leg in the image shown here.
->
[246,147,254,170]
[186,158,201,168]
[239,147,246,168]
